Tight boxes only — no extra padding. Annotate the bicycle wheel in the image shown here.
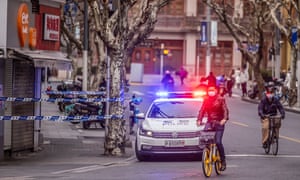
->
[202,147,212,177]
[271,131,279,155]
[214,148,222,175]
[264,139,271,154]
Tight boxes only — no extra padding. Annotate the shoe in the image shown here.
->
[220,160,226,171]
[263,143,268,148]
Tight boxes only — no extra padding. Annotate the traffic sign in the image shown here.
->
[291,27,298,47]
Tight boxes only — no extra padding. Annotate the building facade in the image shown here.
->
[131,0,242,78]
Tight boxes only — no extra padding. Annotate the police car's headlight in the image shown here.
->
[139,127,153,137]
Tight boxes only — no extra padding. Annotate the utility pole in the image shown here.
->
[160,43,164,76]
[274,0,281,79]
[205,0,211,76]
[82,0,88,91]
[297,0,300,107]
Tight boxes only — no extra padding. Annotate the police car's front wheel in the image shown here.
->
[135,139,147,161]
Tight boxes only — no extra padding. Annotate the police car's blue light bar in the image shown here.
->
[156,91,169,97]
[156,91,206,98]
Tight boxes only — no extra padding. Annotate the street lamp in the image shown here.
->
[205,0,211,76]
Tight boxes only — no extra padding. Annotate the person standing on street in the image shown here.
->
[176,67,188,85]
[240,68,249,97]
[205,71,217,87]
[226,69,235,97]
[235,67,241,89]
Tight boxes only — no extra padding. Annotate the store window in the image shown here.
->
[135,50,141,61]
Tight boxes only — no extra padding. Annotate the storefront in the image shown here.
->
[0,0,70,159]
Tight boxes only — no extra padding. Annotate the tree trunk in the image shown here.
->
[291,47,298,90]
[253,64,265,100]
[104,49,126,156]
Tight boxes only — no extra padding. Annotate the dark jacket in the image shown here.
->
[205,74,217,87]
[258,96,285,118]
[198,95,229,126]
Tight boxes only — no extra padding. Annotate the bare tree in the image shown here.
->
[61,0,173,156]
[269,0,299,106]
[202,0,277,98]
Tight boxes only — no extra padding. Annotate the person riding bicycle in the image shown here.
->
[161,70,175,91]
[197,86,229,171]
[258,82,285,148]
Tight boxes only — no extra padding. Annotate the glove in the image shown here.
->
[197,120,204,126]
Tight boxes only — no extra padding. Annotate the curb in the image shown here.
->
[241,97,300,114]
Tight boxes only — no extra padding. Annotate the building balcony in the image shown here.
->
[154,15,231,35]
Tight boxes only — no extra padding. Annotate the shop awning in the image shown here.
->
[7,48,72,70]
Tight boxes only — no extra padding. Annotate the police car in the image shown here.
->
[135,91,207,161]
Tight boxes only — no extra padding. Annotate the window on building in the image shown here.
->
[159,0,184,15]
[197,0,234,16]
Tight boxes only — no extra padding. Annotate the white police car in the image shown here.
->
[135,91,207,161]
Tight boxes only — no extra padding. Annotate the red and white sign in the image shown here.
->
[43,14,60,41]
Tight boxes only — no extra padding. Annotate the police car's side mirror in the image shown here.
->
[136,113,145,119]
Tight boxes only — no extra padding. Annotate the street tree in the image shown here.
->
[61,0,173,156]
[201,0,277,98]
[269,0,299,106]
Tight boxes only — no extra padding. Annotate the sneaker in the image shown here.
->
[263,143,268,148]
[220,160,226,171]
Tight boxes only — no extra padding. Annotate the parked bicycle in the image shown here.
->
[279,86,297,107]
[263,114,282,156]
[199,128,222,177]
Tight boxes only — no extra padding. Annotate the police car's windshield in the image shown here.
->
[148,100,202,118]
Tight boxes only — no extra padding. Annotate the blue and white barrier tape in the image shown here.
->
[43,90,106,95]
[0,97,123,103]
[0,115,123,121]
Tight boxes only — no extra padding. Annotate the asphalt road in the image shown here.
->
[1,84,300,180]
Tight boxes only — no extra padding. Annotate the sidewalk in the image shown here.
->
[6,101,134,165]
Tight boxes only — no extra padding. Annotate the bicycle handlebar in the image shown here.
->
[263,114,282,119]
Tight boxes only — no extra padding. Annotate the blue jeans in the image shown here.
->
[204,122,226,162]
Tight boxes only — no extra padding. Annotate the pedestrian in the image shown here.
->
[284,68,291,89]
[226,69,235,97]
[235,67,241,89]
[205,71,217,87]
[240,68,249,97]
[197,86,229,171]
[176,67,188,85]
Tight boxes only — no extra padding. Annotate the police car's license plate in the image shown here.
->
[165,140,185,147]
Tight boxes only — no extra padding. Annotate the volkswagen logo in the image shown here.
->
[172,131,178,138]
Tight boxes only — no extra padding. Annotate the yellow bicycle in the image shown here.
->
[200,129,222,177]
